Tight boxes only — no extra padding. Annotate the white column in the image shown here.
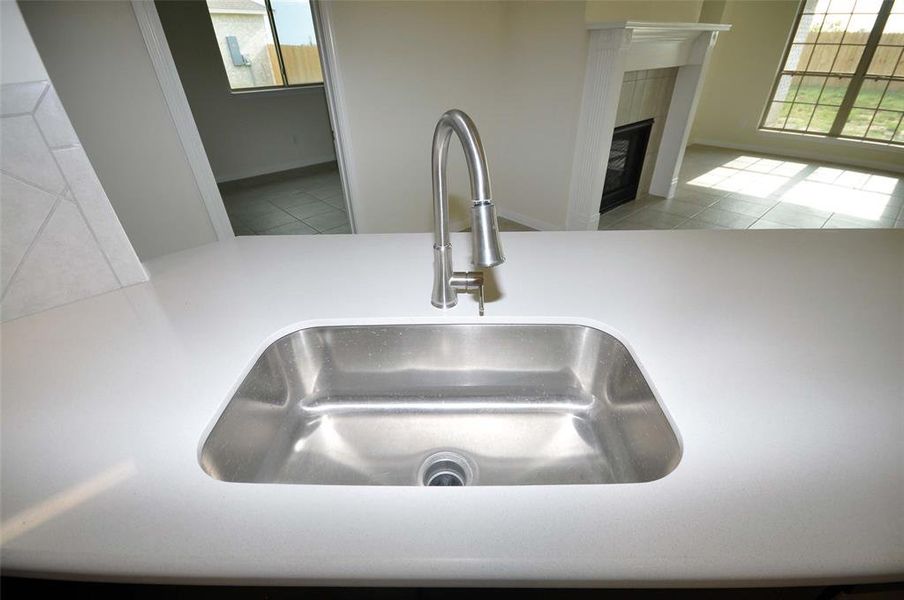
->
[565,28,632,230]
[649,32,719,198]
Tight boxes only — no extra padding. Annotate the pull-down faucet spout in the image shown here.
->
[430,109,505,314]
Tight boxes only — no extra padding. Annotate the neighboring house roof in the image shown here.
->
[206,0,265,13]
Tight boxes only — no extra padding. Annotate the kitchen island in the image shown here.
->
[1,230,902,586]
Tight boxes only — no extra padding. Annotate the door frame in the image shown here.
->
[130,0,357,236]
[311,0,358,232]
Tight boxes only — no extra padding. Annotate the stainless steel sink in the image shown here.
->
[200,324,681,486]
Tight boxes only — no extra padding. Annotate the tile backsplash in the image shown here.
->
[1,80,146,322]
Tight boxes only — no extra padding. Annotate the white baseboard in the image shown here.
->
[215,153,338,184]
[689,137,904,175]
[497,208,558,231]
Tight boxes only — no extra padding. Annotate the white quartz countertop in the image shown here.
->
[1,230,902,586]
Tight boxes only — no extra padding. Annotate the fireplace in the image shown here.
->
[600,118,653,214]
[565,21,730,230]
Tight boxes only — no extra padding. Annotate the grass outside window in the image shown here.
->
[761,0,904,146]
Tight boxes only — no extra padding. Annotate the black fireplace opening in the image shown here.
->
[599,118,654,214]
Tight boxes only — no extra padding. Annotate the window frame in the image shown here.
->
[759,0,903,146]
[208,0,325,93]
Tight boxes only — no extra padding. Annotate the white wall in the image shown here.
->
[154,0,337,183]
[18,0,219,260]
[328,0,505,233]
[585,0,704,23]
[492,0,588,230]
[1,0,146,322]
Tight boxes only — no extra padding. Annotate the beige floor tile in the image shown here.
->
[262,221,318,235]
[219,168,346,236]
[711,196,774,218]
[284,201,336,221]
[695,206,758,229]
[762,204,830,228]
[241,209,296,233]
[303,208,349,232]
[618,208,688,229]
[749,219,797,229]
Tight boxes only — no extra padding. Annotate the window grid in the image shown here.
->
[841,43,904,141]
[761,0,903,146]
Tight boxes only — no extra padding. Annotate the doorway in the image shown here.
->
[147,0,354,236]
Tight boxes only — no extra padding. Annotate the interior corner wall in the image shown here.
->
[18,0,219,260]
[690,0,904,173]
[154,0,336,184]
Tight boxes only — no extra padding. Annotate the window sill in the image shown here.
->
[229,84,325,99]
[756,128,904,152]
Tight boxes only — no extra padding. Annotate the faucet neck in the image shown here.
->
[431,109,492,248]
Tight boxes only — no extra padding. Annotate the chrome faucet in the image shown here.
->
[430,109,505,316]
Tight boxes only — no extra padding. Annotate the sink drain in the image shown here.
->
[419,451,474,486]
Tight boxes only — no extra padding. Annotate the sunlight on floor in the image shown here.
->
[686,156,900,222]
[782,181,890,220]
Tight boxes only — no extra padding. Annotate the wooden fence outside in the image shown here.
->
[267,44,323,85]
[795,29,904,75]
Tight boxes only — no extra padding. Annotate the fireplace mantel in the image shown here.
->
[590,21,731,33]
[566,21,730,230]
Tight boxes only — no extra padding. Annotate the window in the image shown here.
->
[205,0,323,91]
[762,0,904,145]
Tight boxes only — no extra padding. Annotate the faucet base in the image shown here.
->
[431,244,457,309]
[431,245,486,315]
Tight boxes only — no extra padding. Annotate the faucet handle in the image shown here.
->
[477,280,485,317]
[450,271,485,316]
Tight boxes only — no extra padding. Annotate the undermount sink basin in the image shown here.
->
[200,324,681,486]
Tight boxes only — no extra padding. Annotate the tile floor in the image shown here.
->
[222,167,533,236]
[221,147,904,235]
[221,168,350,236]
[598,145,904,231]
